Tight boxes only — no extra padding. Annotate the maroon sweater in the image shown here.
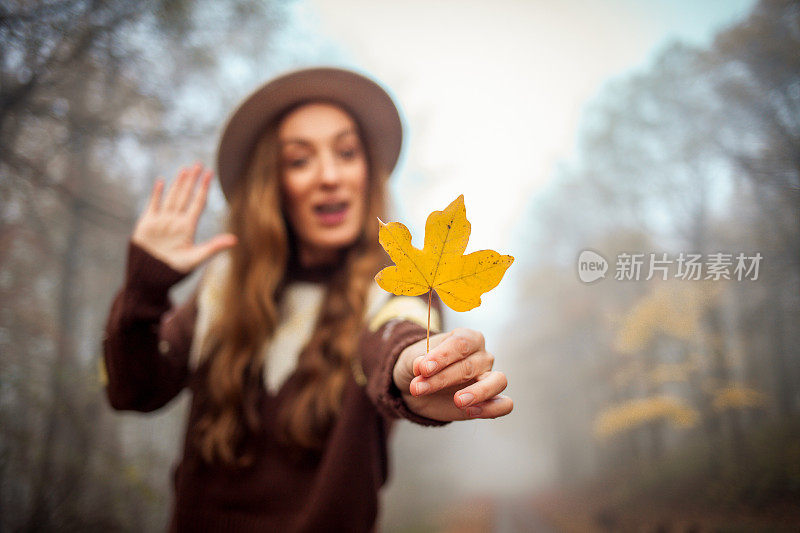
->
[102,242,451,532]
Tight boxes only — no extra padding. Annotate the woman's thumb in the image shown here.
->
[196,233,238,263]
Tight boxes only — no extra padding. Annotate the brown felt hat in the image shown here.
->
[215,66,404,201]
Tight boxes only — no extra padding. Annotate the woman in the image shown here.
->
[103,67,513,532]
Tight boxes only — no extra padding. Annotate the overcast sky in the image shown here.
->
[301,0,755,251]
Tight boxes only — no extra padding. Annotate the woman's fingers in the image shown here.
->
[163,166,189,211]
[451,370,508,408]
[462,393,514,419]
[154,163,210,217]
[177,164,204,212]
[410,349,494,396]
[146,178,164,214]
[413,328,486,378]
[187,169,213,220]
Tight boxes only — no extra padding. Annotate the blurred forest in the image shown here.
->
[0,0,294,530]
[1,0,798,532]
[504,0,800,529]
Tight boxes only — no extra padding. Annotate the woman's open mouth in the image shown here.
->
[313,201,349,226]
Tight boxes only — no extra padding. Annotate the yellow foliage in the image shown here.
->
[615,282,717,354]
[375,195,514,312]
[712,385,767,411]
[687,351,705,370]
[123,464,141,483]
[649,361,696,385]
[593,396,699,439]
[97,357,108,387]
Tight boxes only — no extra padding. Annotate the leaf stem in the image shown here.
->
[427,289,431,353]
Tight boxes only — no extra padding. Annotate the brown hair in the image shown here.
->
[193,104,388,467]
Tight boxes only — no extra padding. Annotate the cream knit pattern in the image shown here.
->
[189,252,441,395]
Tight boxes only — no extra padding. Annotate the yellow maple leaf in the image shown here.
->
[375,195,514,313]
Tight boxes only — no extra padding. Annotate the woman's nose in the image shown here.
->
[318,151,342,186]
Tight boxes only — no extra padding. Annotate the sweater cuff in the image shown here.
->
[373,320,452,427]
[124,240,190,297]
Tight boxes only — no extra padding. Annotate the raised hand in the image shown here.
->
[392,328,514,421]
[132,163,237,274]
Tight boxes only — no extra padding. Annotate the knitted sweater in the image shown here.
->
[102,241,451,532]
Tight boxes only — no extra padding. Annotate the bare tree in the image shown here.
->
[1,1,289,530]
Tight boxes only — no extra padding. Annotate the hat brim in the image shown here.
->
[216,67,403,201]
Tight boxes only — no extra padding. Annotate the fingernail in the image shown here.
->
[458,393,474,407]
[415,381,430,394]
[425,360,437,374]
[467,406,482,417]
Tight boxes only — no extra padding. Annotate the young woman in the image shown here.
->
[103,67,513,532]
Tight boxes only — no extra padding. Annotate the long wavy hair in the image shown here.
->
[193,103,388,467]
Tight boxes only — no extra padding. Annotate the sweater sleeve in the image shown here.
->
[357,293,452,427]
[102,240,198,412]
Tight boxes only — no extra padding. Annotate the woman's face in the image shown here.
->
[277,102,369,267]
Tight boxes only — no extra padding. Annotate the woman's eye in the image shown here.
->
[339,148,359,160]
[286,158,308,169]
